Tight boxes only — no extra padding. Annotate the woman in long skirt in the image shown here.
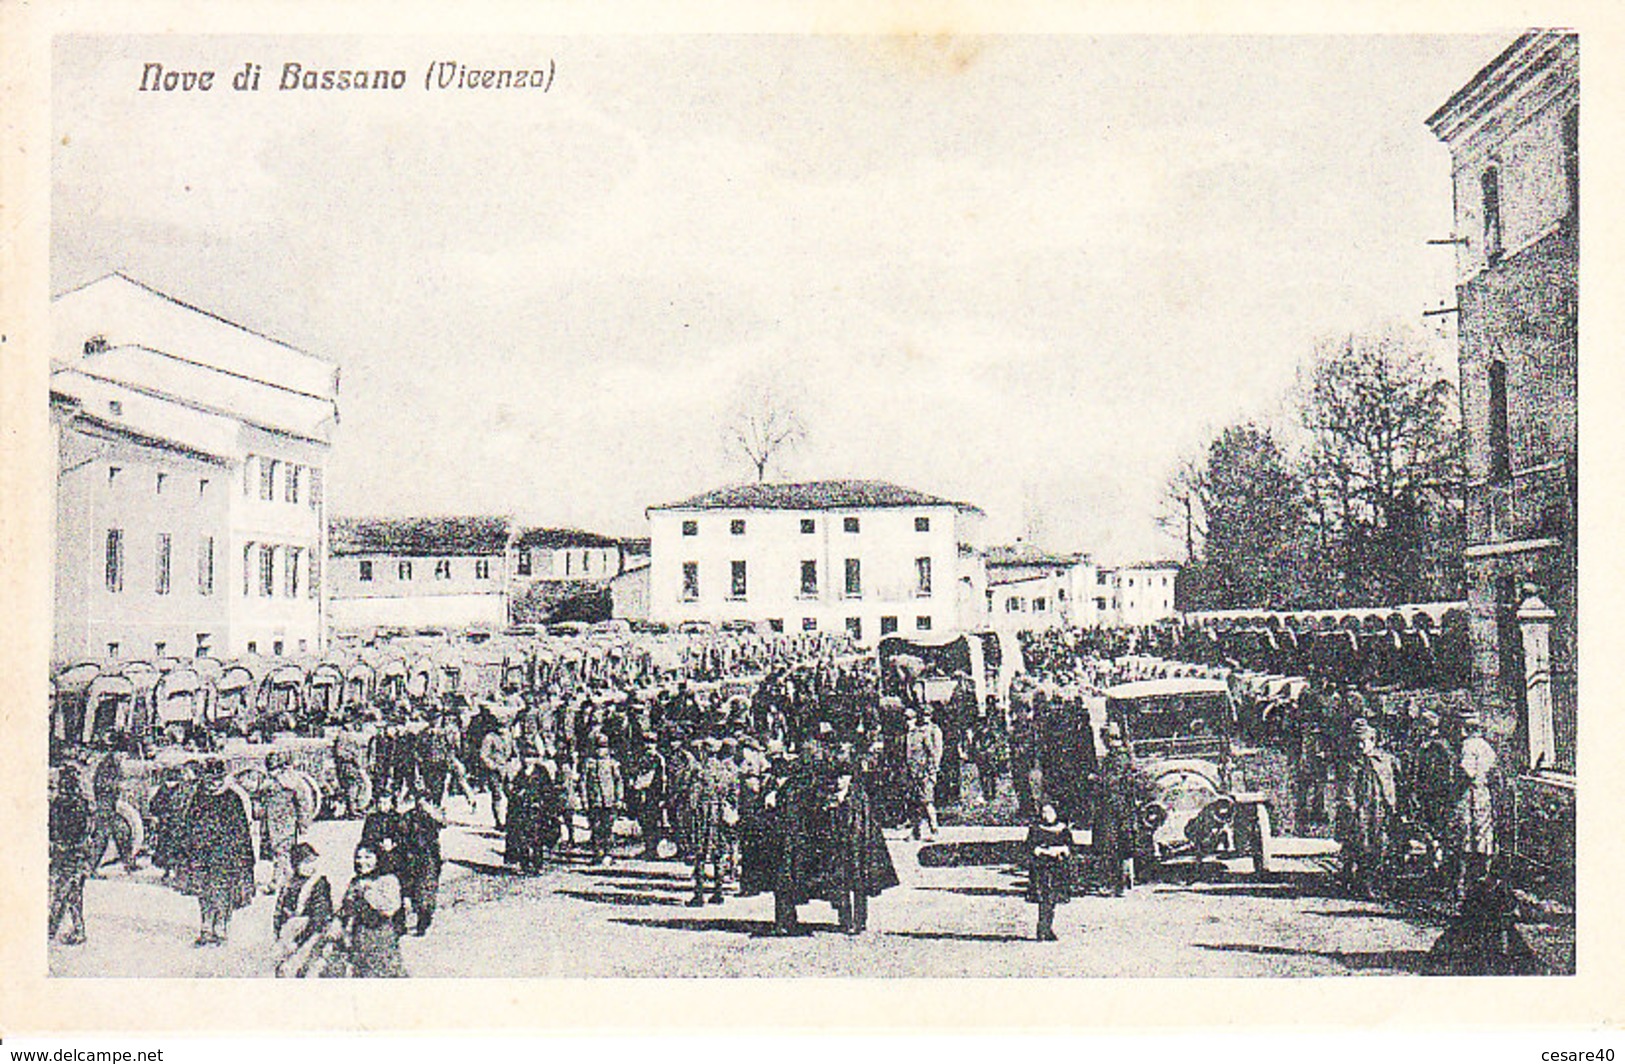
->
[337,843,407,977]
[1025,802,1075,942]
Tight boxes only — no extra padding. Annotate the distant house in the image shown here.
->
[646,479,986,644]
[610,538,652,623]
[508,528,627,625]
[1111,562,1181,626]
[984,545,1096,632]
[328,516,511,632]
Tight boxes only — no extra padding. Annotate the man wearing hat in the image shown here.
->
[49,764,93,945]
[1093,722,1139,895]
[175,758,256,946]
[582,732,624,864]
[627,730,669,860]
[903,705,943,840]
[687,737,740,906]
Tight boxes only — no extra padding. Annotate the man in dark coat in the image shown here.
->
[175,759,256,946]
[823,746,898,934]
[398,793,445,935]
[87,751,138,875]
[627,732,669,859]
[771,739,828,936]
[146,762,195,884]
[686,739,739,906]
[1093,723,1141,895]
[49,764,93,945]
[361,791,408,873]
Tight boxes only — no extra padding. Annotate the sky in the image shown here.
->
[52,33,1510,563]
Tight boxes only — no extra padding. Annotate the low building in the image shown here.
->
[51,273,339,666]
[328,516,511,632]
[508,528,627,624]
[984,544,1094,632]
[647,479,985,643]
[1112,561,1181,626]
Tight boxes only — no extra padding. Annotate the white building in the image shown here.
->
[328,516,512,633]
[984,545,1096,632]
[1111,561,1181,626]
[647,480,985,644]
[51,274,339,666]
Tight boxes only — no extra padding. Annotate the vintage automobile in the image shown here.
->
[1103,676,1275,879]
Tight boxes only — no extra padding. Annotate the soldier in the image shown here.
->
[627,731,669,859]
[581,733,624,864]
[49,765,93,945]
[687,738,739,905]
[333,720,373,820]
[1093,722,1139,895]
[1456,713,1499,896]
[1342,719,1401,899]
[87,750,138,876]
[903,705,944,839]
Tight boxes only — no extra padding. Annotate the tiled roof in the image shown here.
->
[514,527,622,550]
[330,516,511,557]
[985,544,1090,567]
[650,479,982,514]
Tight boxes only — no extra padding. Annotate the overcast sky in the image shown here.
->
[52,33,1509,562]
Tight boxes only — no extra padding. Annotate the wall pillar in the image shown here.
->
[1518,589,1557,772]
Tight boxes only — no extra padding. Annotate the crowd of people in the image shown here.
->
[47,621,1513,965]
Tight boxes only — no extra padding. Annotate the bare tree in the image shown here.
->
[1156,451,1209,565]
[725,383,806,483]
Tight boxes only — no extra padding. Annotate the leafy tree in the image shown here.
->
[1198,423,1315,609]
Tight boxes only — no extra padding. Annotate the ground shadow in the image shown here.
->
[916,885,1024,899]
[916,839,1028,868]
[1165,875,1335,901]
[446,857,530,877]
[1196,941,1440,974]
[589,865,696,884]
[886,929,1032,944]
[610,915,816,938]
[559,888,684,908]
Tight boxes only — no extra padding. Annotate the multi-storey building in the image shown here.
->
[984,545,1093,632]
[647,480,985,643]
[1427,30,1577,778]
[1112,561,1181,627]
[328,516,512,633]
[51,274,339,665]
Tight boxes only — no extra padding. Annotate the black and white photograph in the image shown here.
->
[23,23,1587,995]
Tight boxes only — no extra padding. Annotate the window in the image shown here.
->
[731,519,746,536]
[517,550,532,576]
[1035,597,1047,612]
[881,615,898,635]
[475,558,491,580]
[198,536,215,596]
[107,642,119,660]
[260,458,278,501]
[398,559,413,582]
[1488,359,1511,482]
[1482,166,1503,261]
[915,556,932,597]
[843,516,860,534]
[299,639,308,653]
[198,478,209,497]
[286,548,302,598]
[434,559,452,580]
[273,640,285,657]
[1058,588,1067,601]
[105,530,124,592]
[195,633,210,657]
[801,560,819,597]
[242,456,254,497]
[846,617,863,640]
[360,559,374,582]
[1162,576,1169,586]
[308,467,323,510]
[154,641,166,658]
[916,615,932,631]
[1097,571,1108,585]
[309,551,320,599]
[107,400,122,417]
[682,520,698,537]
[844,558,861,598]
[768,618,784,633]
[286,464,301,504]
[565,552,573,576]
[1006,598,1021,613]
[260,545,276,597]
[108,466,121,486]
[1096,597,1108,610]
[802,617,818,632]
[155,472,167,495]
[1128,577,1136,587]
[915,516,930,532]
[243,543,253,596]
[800,518,816,535]
[731,560,748,599]
[682,562,700,601]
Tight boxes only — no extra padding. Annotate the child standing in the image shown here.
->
[1025,801,1075,942]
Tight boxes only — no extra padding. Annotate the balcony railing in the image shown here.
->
[1475,459,1574,546]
